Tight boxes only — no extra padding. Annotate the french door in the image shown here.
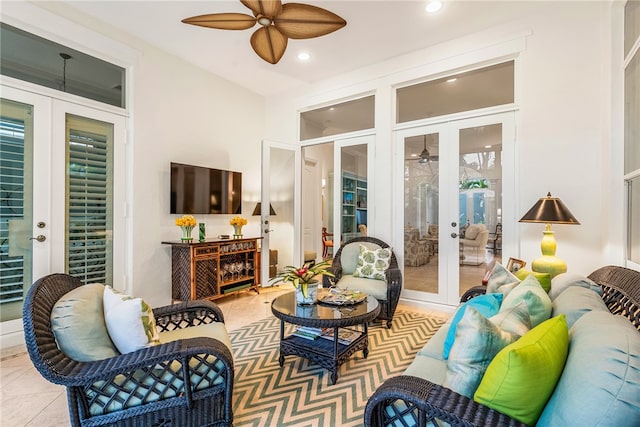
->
[395,112,515,307]
[0,85,125,347]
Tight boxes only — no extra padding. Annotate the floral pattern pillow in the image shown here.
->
[353,244,392,280]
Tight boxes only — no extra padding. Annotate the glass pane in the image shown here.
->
[302,142,334,260]
[629,176,640,264]
[458,124,502,297]
[625,0,640,58]
[341,144,367,242]
[625,50,640,174]
[1,23,125,108]
[404,133,439,294]
[0,99,33,321]
[66,114,114,285]
[269,147,296,269]
[300,96,374,140]
[397,61,514,123]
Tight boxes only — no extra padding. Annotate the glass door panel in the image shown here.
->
[340,142,368,243]
[458,124,503,297]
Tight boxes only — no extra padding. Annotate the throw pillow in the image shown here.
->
[103,286,160,354]
[514,269,551,293]
[50,283,119,361]
[500,275,552,327]
[485,262,520,296]
[551,285,609,328]
[474,314,569,426]
[352,244,392,281]
[443,293,503,360]
[443,304,528,397]
[537,311,640,427]
[548,272,602,301]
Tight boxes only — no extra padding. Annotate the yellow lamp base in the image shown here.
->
[532,256,567,279]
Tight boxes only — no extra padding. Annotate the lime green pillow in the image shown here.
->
[352,244,392,280]
[515,269,551,293]
[474,314,569,426]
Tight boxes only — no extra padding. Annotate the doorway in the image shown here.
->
[395,113,514,307]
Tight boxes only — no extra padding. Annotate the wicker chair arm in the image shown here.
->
[364,375,526,427]
[59,336,233,386]
[154,300,225,332]
[323,265,343,287]
[460,286,487,303]
[386,266,403,303]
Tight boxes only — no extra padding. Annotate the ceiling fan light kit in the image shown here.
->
[182,0,347,64]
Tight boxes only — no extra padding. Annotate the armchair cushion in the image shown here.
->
[336,275,388,301]
[353,245,392,280]
[103,286,160,354]
[51,283,119,362]
[474,314,569,426]
[340,241,381,275]
[160,322,233,353]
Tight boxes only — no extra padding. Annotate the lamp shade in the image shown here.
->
[252,202,276,216]
[519,193,580,225]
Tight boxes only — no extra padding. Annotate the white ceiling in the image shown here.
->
[60,0,546,97]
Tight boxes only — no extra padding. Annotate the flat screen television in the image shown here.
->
[170,162,242,214]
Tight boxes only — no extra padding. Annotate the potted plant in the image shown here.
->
[272,260,334,305]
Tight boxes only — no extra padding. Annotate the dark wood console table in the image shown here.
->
[162,237,261,302]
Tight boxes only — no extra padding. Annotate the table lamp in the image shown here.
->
[252,202,276,216]
[519,192,580,278]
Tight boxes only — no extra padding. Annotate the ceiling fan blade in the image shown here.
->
[250,26,288,64]
[241,0,283,18]
[182,13,256,30]
[274,3,347,39]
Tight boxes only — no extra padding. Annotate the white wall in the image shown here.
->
[264,1,621,277]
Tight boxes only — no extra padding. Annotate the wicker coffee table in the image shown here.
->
[271,289,380,384]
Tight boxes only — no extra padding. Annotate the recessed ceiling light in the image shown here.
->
[446,77,457,83]
[298,52,310,61]
[425,1,443,14]
[485,145,492,149]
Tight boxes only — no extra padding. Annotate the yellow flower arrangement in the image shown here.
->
[175,215,197,227]
[229,216,248,226]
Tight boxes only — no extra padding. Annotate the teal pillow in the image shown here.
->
[486,262,519,296]
[548,272,602,301]
[443,293,503,360]
[443,303,529,397]
[352,245,392,280]
[537,311,640,426]
[514,269,551,293]
[500,275,552,327]
[51,283,119,361]
[551,285,609,328]
[474,314,569,426]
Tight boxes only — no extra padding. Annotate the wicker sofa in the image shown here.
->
[364,265,640,427]
[23,273,234,427]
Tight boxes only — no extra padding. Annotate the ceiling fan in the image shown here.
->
[182,0,347,64]
[407,135,439,164]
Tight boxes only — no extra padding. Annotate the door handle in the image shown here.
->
[263,229,273,234]
[450,232,459,238]
[30,235,46,242]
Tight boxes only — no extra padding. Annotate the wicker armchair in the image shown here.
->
[323,236,402,328]
[22,273,234,427]
[364,265,640,427]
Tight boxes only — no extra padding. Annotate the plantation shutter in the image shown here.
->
[66,114,113,285]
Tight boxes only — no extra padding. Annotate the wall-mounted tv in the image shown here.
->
[170,162,242,214]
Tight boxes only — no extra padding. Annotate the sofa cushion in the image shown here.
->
[443,305,527,397]
[500,275,552,327]
[552,285,609,328]
[103,286,160,354]
[548,272,602,301]
[474,314,569,426]
[514,269,551,293]
[417,321,449,359]
[340,241,381,275]
[50,283,119,361]
[537,311,640,427]
[336,275,388,301]
[404,353,447,385]
[443,293,503,360]
[159,321,233,353]
[352,245,392,280]
[486,262,520,295]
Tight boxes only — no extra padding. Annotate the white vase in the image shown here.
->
[295,282,319,305]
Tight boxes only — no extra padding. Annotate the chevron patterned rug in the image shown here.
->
[229,309,446,427]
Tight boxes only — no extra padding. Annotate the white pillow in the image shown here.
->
[103,286,160,354]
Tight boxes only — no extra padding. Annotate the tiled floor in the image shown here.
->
[0,284,449,426]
